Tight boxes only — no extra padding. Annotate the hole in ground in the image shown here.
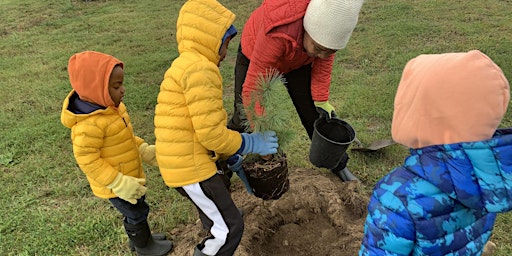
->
[169,168,369,256]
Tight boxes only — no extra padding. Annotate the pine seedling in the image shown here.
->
[241,68,294,154]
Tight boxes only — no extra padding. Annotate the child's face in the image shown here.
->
[108,66,125,107]
[303,31,337,59]
[218,37,232,67]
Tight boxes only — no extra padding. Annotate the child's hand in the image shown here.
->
[139,143,158,166]
[240,131,279,155]
[107,173,147,204]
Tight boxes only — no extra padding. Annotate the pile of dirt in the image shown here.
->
[169,168,369,256]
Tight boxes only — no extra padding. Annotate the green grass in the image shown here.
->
[0,0,511,255]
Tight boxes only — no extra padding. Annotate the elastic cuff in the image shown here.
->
[227,155,239,165]
[237,133,247,155]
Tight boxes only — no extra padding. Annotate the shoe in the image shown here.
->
[334,167,360,182]
[124,221,173,256]
[129,233,166,251]
[193,246,211,256]
[134,237,173,256]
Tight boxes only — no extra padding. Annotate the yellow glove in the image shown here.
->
[314,101,336,119]
[107,173,147,204]
[139,143,158,166]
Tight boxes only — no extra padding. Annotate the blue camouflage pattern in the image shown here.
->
[360,129,512,256]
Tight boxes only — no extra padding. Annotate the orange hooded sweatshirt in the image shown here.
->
[392,50,510,149]
[68,51,123,107]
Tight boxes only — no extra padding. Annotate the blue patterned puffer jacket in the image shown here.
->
[360,129,512,256]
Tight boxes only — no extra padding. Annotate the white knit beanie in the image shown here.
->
[304,0,364,50]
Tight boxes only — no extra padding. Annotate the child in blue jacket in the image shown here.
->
[360,50,511,255]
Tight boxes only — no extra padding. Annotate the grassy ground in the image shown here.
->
[0,0,511,255]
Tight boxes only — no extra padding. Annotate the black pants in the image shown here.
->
[176,174,243,256]
[109,196,150,225]
[227,44,348,169]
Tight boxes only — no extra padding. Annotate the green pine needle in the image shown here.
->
[242,68,295,151]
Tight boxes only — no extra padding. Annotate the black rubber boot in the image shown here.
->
[129,233,166,251]
[334,167,360,182]
[330,154,360,182]
[124,220,173,256]
[193,246,211,256]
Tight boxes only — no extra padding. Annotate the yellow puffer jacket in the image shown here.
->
[61,90,145,199]
[155,0,242,187]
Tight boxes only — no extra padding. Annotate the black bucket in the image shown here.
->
[309,117,356,169]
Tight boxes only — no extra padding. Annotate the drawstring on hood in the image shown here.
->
[68,51,124,108]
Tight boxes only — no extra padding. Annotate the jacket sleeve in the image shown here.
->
[359,189,415,256]
[134,136,145,147]
[72,123,118,186]
[310,54,334,102]
[182,62,242,155]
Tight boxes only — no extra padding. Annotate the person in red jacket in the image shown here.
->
[227,0,364,181]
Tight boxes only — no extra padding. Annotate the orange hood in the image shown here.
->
[68,51,123,107]
[392,50,510,148]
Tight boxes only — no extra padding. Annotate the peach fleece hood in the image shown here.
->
[392,50,510,149]
[68,51,124,107]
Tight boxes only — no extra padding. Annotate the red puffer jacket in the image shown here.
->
[240,0,335,110]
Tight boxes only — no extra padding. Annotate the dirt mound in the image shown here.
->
[169,168,369,256]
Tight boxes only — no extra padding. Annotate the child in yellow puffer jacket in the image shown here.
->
[60,51,173,256]
[154,0,279,255]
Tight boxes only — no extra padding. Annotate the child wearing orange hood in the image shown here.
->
[359,50,511,255]
[60,51,173,256]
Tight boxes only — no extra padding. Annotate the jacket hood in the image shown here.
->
[392,50,509,149]
[68,51,124,108]
[261,0,309,34]
[176,0,236,64]
[61,90,87,128]
[403,128,512,213]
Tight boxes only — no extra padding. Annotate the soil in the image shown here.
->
[169,167,369,256]
[243,154,289,200]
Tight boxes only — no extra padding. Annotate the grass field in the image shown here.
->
[0,0,511,255]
